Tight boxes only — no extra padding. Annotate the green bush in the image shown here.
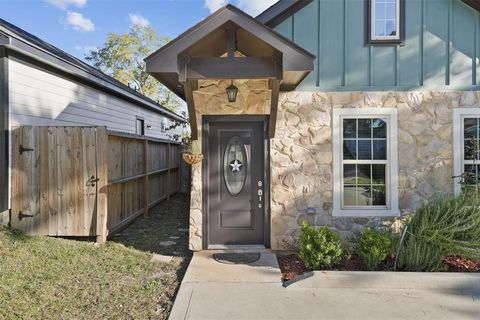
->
[354,228,392,270]
[299,222,343,270]
[398,195,480,271]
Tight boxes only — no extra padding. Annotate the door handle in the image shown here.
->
[87,175,100,187]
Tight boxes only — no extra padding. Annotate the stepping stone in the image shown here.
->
[159,240,176,247]
[151,253,173,264]
[169,236,180,240]
[178,228,189,232]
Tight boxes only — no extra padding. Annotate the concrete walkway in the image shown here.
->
[169,252,480,320]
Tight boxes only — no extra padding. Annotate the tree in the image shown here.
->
[85,25,182,112]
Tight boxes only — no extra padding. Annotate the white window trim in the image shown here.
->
[453,108,480,196]
[371,0,401,41]
[333,108,399,217]
[136,116,145,136]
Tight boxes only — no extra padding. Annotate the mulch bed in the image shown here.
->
[277,254,311,281]
[278,254,480,282]
[443,256,480,272]
[278,254,373,282]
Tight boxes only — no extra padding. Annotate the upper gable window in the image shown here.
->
[367,0,405,45]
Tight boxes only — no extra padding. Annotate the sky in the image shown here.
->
[0,0,278,61]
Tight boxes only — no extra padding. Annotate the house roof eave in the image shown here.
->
[256,0,314,28]
[0,19,187,123]
[258,0,480,29]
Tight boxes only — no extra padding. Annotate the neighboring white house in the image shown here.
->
[0,19,187,224]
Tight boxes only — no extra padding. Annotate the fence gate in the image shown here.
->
[11,126,108,241]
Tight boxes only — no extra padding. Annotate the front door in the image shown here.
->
[205,117,267,247]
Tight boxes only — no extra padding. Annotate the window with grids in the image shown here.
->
[342,118,388,208]
[462,118,480,191]
[367,0,404,44]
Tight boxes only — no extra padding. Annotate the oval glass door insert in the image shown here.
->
[223,136,248,195]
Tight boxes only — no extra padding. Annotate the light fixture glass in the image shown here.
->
[226,80,238,103]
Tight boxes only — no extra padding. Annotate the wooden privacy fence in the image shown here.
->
[106,131,180,235]
[11,126,180,242]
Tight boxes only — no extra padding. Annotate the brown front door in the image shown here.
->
[205,117,267,247]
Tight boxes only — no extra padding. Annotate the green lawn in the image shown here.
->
[0,195,191,320]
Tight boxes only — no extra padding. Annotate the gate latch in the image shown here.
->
[19,211,34,220]
[19,144,34,154]
[87,175,100,187]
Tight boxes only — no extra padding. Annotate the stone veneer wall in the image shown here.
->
[189,84,479,251]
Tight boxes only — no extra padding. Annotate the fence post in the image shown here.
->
[177,144,181,193]
[167,143,171,200]
[144,138,149,217]
[96,127,108,244]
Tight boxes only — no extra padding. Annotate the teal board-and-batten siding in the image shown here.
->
[275,0,480,91]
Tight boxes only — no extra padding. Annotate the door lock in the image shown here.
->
[257,181,263,209]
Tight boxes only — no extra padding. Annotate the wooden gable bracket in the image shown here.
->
[269,78,281,138]
[182,79,199,140]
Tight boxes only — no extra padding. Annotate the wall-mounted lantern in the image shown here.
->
[226,80,238,103]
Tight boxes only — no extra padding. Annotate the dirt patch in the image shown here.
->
[110,194,193,318]
[111,194,191,258]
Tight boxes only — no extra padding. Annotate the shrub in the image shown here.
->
[354,228,392,270]
[398,195,480,271]
[299,222,343,270]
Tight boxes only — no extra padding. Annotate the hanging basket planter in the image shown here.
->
[183,153,204,165]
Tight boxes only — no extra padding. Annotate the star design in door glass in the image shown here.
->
[229,159,243,173]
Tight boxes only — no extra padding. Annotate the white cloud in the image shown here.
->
[75,45,98,54]
[128,13,150,28]
[47,0,87,10]
[204,0,279,16]
[65,12,95,32]
[235,0,278,16]
[204,0,228,13]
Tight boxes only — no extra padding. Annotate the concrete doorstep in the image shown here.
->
[169,252,480,320]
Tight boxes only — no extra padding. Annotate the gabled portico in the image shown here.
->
[145,5,314,250]
[145,5,314,140]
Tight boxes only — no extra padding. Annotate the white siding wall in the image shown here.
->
[8,59,182,139]
[5,59,183,215]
